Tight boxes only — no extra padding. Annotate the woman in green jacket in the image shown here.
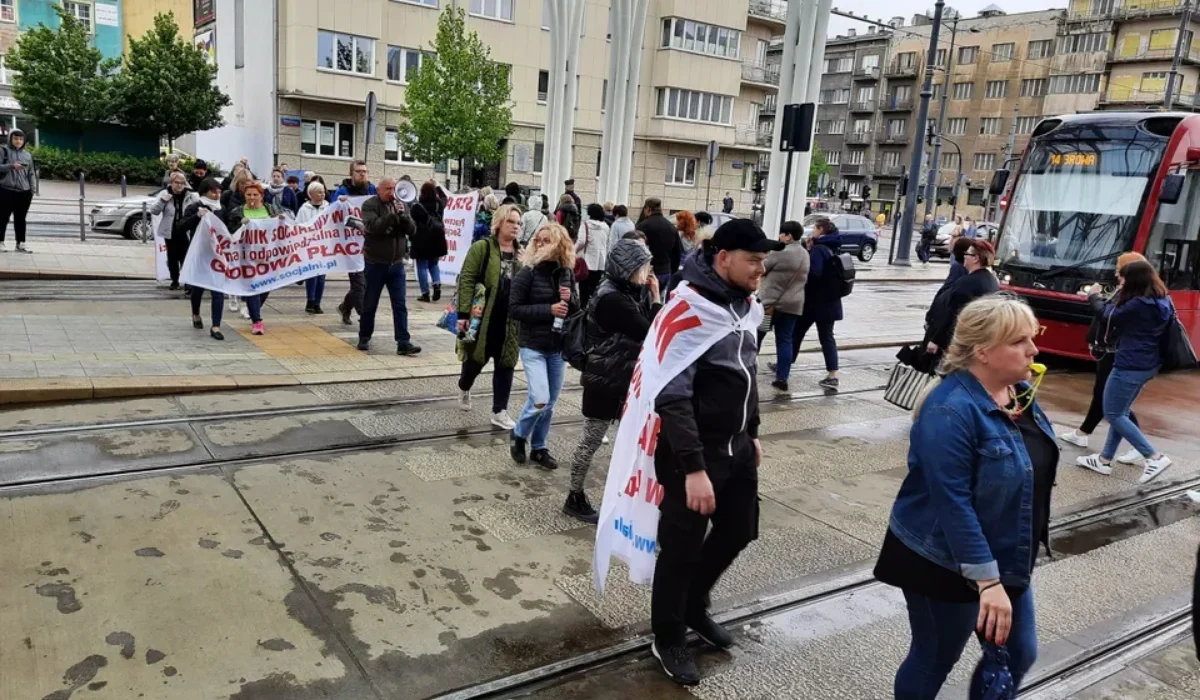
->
[457,203,523,430]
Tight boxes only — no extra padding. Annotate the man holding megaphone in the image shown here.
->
[356,178,422,357]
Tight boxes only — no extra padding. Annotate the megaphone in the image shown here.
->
[397,176,418,204]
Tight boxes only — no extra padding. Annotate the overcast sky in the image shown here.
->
[824,0,1068,37]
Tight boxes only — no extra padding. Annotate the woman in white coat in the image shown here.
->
[298,181,331,314]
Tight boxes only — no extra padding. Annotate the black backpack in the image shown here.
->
[830,252,856,297]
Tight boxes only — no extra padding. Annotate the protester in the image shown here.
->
[220,158,250,192]
[554,194,581,241]
[636,197,681,296]
[577,203,611,308]
[520,194,548,245]
[228,182,286,335]
[410,181,448,303]
[335,160,377,326]
[297,181,331,314]
[282,175,303,214]
[722,191,734,214]
[874,295,1055,699]
[0,129,36,253]
[925,240,1000,359]
[952,216,965,239]
[602,200,615,224]
[265,168,293,210]
[457,203,523,430]
[918,214,937,264]
[476,193,500,243]
[1060,253,1146,458]
[356,178,421,355]
[609,204,635,250]
[567,239,660,523]
[504,181,524,208]
[299,171,315,206]
[650,220,782,686]
[695,211,714,242]
[792,216,844,391]
[188,159,209,192]
[177,178,225,340]
[942,236,974,290]
[161,153,183,189]
[1076,260,1174,482]
[563,178,582,211]
[965,217,979,239]
[508,223,578,470]
[151,171,198,291]
[759,221,810,392]
[219,167,252,221]
[676,210,700,258]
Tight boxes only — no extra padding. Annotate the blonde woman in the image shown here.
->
[874,295,1057,699]
[507,223,578,470]
[298,181,331,313]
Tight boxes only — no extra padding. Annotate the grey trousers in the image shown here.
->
[569,417,610,492]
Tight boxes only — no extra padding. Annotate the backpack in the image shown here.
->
[830,251,856,297]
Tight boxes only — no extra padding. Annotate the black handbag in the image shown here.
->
[1161,300,1198,373]
[562,309,589,371]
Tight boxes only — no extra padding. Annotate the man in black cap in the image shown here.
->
[650,219,783,686]
[563,178,581,212]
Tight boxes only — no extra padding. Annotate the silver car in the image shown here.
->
[90,189,162,239]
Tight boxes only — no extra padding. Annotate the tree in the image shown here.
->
[116,12,230,145]
[808,144,830,196]
[6,6,117,151]
[399,7,513,188]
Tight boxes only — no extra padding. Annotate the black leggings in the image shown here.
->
[0,188,32,244]
[166,233,191,284]
[1080,353,1138,435]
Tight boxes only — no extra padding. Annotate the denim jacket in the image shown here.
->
[888,370,1055,589]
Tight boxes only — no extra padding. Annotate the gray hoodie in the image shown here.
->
[0,130,35,193]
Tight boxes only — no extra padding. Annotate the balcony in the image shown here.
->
[734,126,773,147]
[761,99,777,116]
[885,62,918,78]
[875,164,905,177]
[877,130,911,144]
[880,96,914,111]
[840,163,866,175]
[742,61,781,87]
[1068,0,1188,21]
[849,100,876,112]
[1109,46,1200,64]
[844,131,871,144]
[748,0,787,25]
[1101,87,1200,108]
[854,66,881,81]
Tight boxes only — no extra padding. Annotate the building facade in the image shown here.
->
[121,0,190,52]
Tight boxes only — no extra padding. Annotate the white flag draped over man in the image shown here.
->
[593,283,762,594]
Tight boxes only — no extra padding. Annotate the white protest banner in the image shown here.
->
[152,213,170,282]
[438,190,478,281]
[593,284,763,594]
[180,200,366,296]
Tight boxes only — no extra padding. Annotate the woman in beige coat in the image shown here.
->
[759,220,810,392]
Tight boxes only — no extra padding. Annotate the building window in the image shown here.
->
[1058,32,1108,54]
[1015,116,1040,134]
[0,56,14,85]
[887,118,907,136]
[384,127,400,162]
[1141,70,1168,93]
[1020,78,1047,97]
[0,0,14,22]
[815,120,828,134]
[991,43,1014,61]
[537,70,549,103]
[661,17,741,59]
[1049,73,1101,94]
[1027,39,1053,59]
[946,118,967,135]
[852,118,871,134]
[896,51,916,69]
[397,0,438,6]
[824,56,852,72]
[848,150,865,165]
[826,150,840,165]
[856,86,875,102]
[860,54,879,70]
[973,153,996,171]
[985,80,1008,99]
[318,31,374,76]
[941,152,960,170]
[979,117,1002,135]
[533,141,544,173]
[958,46,978,64]
[387,46,426,83]
[234,0,244,68]
[666,156,697,186]
[469,0,513,22]
[63,1,92,32]
[952,82,973,100]
[883,150,901,167]
[655,87,733,125]
[934,48,947,67]
[301,119,355,158]
[830,119,845,134]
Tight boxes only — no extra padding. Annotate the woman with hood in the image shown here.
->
[176,178,226,339]
[521,194,548,245]
[0,129,36,253]
[565,238,661,522]
[151,171,199,291]
[411,181,449,303]
[554,194,581,242]
[576,203,611,308]
[298,181,331,314]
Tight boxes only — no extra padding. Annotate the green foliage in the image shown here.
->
[30,146,223,185]
[115,12,231,141]
[398,7,513,172]
[7,6,117,149]
[808,144,830,196]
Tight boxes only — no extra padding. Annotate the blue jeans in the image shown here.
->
[305,275,326,304]
[896,587,1038,699]
[514,348,565,450]
[793,316,839,372]
[245,292,270,323]
[657,273,672,302]
[360,262,410,345]
[416,259,441,295]
[190,287,224,327]
[1101,366,1159,459]
[772,311,799,382]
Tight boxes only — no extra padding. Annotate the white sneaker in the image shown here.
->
[602,435,610,445]
[1076,454,1113,475]
[15,242,28,253]
[0,242,7,252]
[1116,449,1143,465]
[1057,430,1089,448]
[458,390,472,412]
[491,411,515,430]
[1139,455,1173,484]
[240,306,251,320]
[228,297,240,312]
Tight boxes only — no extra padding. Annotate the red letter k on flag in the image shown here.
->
[655,301,702,363]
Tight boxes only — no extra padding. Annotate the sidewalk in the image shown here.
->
[0,280,935,405]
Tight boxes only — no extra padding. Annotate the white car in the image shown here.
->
[933,221,998,257]
[90,189,162,240]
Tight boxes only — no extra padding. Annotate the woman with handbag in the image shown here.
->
[576,203,610,309]
[456,204,523,430]
[875,295,1057,699]
[1075,260,1174,483]
[758,221,810,392]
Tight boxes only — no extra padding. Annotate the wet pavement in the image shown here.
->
[1,354,1198,699]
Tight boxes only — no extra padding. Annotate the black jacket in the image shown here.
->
[509,261,579,354]
[925,268,1000,348]
[920,221,938,243]
[410,196,448,260]
[637,213,681,276]
[188,171,208,193]
[655,252,761,482]
[802,234,846,323]
[361,196,415,266]
[175,199,220,240]
[219,190,245,228]
[580,277,660,421]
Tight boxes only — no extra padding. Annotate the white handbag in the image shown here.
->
[884,362,937,411]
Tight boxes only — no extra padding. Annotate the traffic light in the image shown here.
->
[936,198,943,206]
[899,176,908,196]
[839,189,849,201]
[862,185,871,200]
[949,194,956,206]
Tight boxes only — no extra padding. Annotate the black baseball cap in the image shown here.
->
[564,178,575,185]
[710,219,785,253]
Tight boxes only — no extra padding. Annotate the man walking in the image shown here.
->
[917,214,937,264]
[358,177,421,356]
[335,160,377,325]
[722,191,734,214]
[635,197,680,297]
[650,220,782,685]
[563,178,581,212]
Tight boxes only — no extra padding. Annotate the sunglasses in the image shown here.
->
[964,251,979,258]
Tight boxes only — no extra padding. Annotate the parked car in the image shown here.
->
[801,212,879,261]
[701,211,737,230]
[90,190,161,240]
[932,221,999,258]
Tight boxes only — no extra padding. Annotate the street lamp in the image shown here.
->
[939,136,964,218]
[924,19,981,219]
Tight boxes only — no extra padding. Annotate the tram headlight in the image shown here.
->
[1000,273,1012,285]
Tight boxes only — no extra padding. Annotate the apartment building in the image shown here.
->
[122,0,191,52]
[258,0,782,213]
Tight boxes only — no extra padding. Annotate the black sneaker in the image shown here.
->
[357,339,370,352]
[530,449,559,470]
[432,284,442,302]
[305,301,316,314]
[770,379,788,393]
[169,282,181,291]
[338,304,353,325]
[312,305,324,315]
[687,613,734,650]
[418,292,431,303]
[510,432,527,464]
[766,361,778,374]
[651,641,700,686]
[563,491,598,523]
[397,343,422,356]
[819,376,839,392]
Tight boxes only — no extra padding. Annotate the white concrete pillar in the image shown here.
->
[763,0,806,236]
[615,0,648,207]
[543,0,586,204]
[786,0,833,223]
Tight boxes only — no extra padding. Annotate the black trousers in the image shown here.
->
[166,233,191,284]
[1081,352,1138,434]
[579,273,602,310]
[0,188,32,244]
[651,440,759,646]
[342,271,365,315]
